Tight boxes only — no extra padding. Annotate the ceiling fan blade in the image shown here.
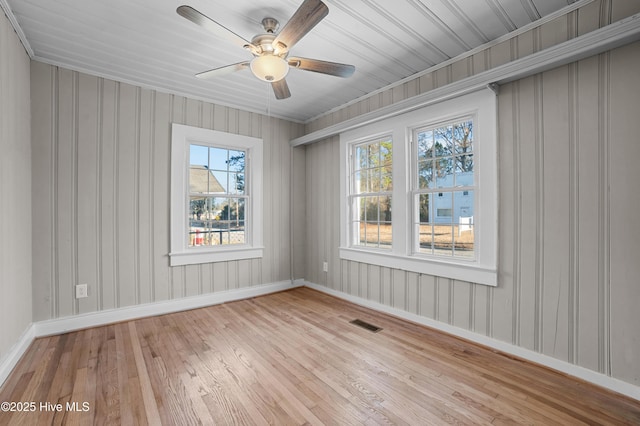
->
[288,57,355,78]
[271,79,291,100]
[195,62,250,79]
[272,0,328,54]
[177,5,253,50]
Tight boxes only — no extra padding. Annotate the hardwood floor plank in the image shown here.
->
[128,322,162,424]
[1,287,639,425]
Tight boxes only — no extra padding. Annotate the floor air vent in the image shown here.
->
[350,319,382,333]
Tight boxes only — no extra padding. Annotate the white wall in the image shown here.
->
[304,1,640,388]
[0,11,32,365]
[30,62,305,321]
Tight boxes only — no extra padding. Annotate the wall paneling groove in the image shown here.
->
[31,63,305,321]
[304,1,640,388]
[0,9,32,370]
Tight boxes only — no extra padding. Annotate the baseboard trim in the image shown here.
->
[0,280,302,387]
[4,280,638,401]
[36,280,303,337]
[303,281,640,402]
[0,323,36,388]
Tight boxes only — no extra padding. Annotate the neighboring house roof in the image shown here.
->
[189,166,225,196]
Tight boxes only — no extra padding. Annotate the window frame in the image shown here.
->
[347,135,394,251]
[339,89,497,286]
[411,116,477,260]
[170,124,263,266]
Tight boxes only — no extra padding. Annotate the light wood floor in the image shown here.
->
[1,287,639,425]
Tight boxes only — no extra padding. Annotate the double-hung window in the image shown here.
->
[170,124,263,266]
[413,118,475,259]
[340,89,497,286]
[348,137,393,249]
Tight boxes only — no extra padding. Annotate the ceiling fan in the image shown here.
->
[177,0,355,100]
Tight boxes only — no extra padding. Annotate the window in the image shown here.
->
[339,89,497,286]
[414,118,475,259]
[348,137,393,249]
[188,145,247,247]
[170,124,263,266]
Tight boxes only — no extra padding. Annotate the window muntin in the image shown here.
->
[170,124,263,266]
[413,118,475,260]
[349,138,393,249]
[339,89,497,286]
[189,145,247,247]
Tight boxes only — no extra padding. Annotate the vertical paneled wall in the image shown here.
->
[304,2,640,387]
[0,12,32,362]
[30,62,305,321]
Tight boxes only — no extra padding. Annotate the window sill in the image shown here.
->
[169,246,264,266]
[339,247,497,286]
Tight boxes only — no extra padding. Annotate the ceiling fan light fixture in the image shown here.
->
[250,55,289,82]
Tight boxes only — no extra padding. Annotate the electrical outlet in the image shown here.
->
[76,284,88,299]
[322,262,328,272]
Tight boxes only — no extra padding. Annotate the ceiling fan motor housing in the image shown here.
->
[261,17,279,34]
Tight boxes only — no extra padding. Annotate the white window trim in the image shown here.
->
[170,124,263,266]
[339,88,497,286]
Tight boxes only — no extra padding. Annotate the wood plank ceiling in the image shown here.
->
[6,0,579,122]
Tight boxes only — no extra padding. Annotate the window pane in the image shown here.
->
[436,158,454,187]
[230,221,245,244]
[190,144,209,167]
[356,196,366,221]
[227,150,245,172]
[454,220,474,258]
[453,121,473,154]
[367,143,380,168]
[209,147,229,171]
[418,224,434,254]
[356,146,367,170]
[380,141,392,165]
[219,230,230,245]
[381,169,393,191]
[455,153,474,179]
[364,170,373,193]
[434,127,453,157]
[225,198,242,221]
[369,168,381,192]
[356,221,365,245]
[364,222,379,247]
[455,189,474,220]
[229,172,244,194]
[418,161,434,189]
[237,198,246,221]
[419,193,431,223]
[190,166,214,195]
[213,171,228,193]
[380,221,392,248]
[190,198,206,222]
[433,224,454,256]
[353,170,363,194]
[380,196,392,222]
[434,192,453,221]
[364,196,379,222]
[417,130,433,160]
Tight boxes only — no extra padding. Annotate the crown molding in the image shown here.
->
[0,0,34,58]
[307,0,596,124]
[292,12,640,147]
